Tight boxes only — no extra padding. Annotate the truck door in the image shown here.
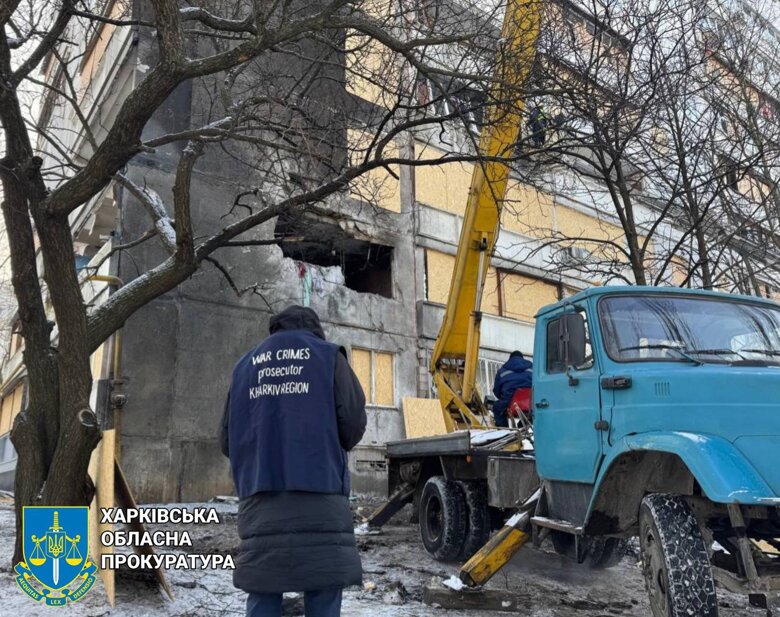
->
[533,307,604,484]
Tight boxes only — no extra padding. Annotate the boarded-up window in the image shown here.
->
[736,174,772,203]
[425,249,560,320]
[424,249,500,315]
[91,344,105,380]
[9,320,23,357]
[80,1,127,99]
[425,249,455,304]
[500,271,560,322]
[351,348,395,407]
[0,382,25,436]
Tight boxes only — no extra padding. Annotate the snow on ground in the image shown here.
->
[0,499,766,616]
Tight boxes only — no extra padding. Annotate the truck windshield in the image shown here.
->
[599,295,780,364]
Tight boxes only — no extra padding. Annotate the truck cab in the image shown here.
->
[371,285,780,617]
[534,286,780,615]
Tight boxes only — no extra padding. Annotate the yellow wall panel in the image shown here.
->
[0,383,23,436]
[670,257,688,286]
[556,205,623,245]
[415,144,473,215]
[502,181,555,237]
[555,205,630,266]
[502,273,560,322]
[415,143,557,239]
[0,396,12,435]
[374,352,394,406]
[11,383,23,416]
[351,168,401,212]
[346,31,398,108]
[80,1,126,98]
[91,344,105,380]
[348,129,401,212]
[426,249,456,304]
[351,348,372,401]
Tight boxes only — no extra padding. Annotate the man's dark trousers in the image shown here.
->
[247,589,342,617]
[492,404,509,427]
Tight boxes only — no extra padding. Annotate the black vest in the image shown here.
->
[228,330,348,497]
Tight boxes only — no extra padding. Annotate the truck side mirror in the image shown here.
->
[560,312,586,368]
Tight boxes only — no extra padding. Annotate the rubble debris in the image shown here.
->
[354,522,381,536]
[442,575,466,591]
[381,581,408,605]
[423,584,533,612]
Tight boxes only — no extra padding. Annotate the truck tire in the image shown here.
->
[639,494,718,617]
[419,476,467,561]
[457,480,491,561]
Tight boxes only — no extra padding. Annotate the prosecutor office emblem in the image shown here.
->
[15,506,97,606]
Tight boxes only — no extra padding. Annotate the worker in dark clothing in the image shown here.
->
[492,351,533,428]
[527,106,549,147]
[219,305,367,617]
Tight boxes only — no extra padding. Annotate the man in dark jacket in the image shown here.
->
[492,351,533,427]
[220,305,367,617]
[527,106,549,147]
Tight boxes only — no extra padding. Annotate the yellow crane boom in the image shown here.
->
[431,0,543,432]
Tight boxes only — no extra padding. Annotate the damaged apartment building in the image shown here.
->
[1,0,779,500]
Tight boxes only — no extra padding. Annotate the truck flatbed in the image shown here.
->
[386,429,531,458]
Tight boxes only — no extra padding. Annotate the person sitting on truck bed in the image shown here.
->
[492,351,533,427]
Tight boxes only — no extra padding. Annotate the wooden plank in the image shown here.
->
[114,459,174,601]
[366,484,414,528]
[88,430,173,606]
[89,429,116,606]
[425,249,455,304]
[374,352,394,406]
[402,397,448,439]
[351,349,372,401]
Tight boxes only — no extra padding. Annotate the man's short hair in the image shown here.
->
[509,350,524,358]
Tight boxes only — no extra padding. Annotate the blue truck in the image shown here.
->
[370,286,780,617]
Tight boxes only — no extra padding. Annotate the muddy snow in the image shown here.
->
[0,500,765,616]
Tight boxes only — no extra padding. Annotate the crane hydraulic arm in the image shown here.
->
[430,0,542,432]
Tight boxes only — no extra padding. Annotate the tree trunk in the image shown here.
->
[0,56,100,563]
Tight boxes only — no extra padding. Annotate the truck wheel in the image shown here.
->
[419,476,467,561]
[457,480,491,561]
[639,494,718,617]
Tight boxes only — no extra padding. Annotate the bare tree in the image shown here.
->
[509,0,779,295]
[0,0,541,563]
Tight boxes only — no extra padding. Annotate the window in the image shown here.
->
[9,320,23,357]
[546,309,593,373]
[79,1,126,93]
[276,215,393,298]
[498,270,561,322]
[417,76,485,136]
[351,348,395,406]
[0,382,25,436]
[738,174,772,203]
[546,318,565,373]
[599,294,780,364]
